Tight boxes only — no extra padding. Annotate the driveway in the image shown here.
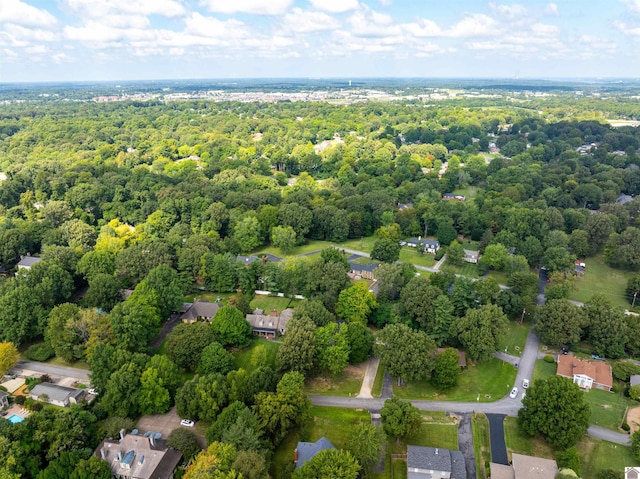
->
[357,357,379,399]
[136,407,183,439]
[487,414,509,465]
[457,413,476,479]
[15,360,90,381]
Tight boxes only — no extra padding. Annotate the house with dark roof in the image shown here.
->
[463,249,480,264]
[180,300,219,323]
[556,354,613,391]
[294,437,335,469]
[404,237,440,254]
[16,255,42,271]
[28,382,84,407]
[245,308,294,338]
[349,261,379,280]
[95,430,182,479]
[237,255,261,266]
[0,390,9,409]
[407,446,466,479]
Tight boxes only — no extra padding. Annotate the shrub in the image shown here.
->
[612,361,640,382]
[14,395,25,405]
[597,469,620,479]
[544,354,555,363]
[622,422,631,432]
[630,385,640,401]
[556,447,581,475]
[435,248,446,261]
[100,416,136,439]
[23,343,55,362]
[167,428,201,463]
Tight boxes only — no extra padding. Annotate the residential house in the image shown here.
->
[245,308,294,338]
[404,237,440,254]
[349,262,379,280]
[616,193,634,205]
[556,354,613,391]
[95,430,182,479]
[237,255,261,266]
[442,193,465,201]
[180,299,219,323]
[28,382,84,407]
[398,202,414,211]
[463,250,480,264]
[294,437,334,469]
[407,446,466,479]
[16,255,42,271]
[0,390,9,409]
[490,453,558,479]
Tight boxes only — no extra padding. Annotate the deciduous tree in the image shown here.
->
[336,282,377,325]
[380,398,422,439]
[375,324,436,383]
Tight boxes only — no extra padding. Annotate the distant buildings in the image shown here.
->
[403,237,441,254]
[95,430,181,479]
[442,193,466,201]
[463,250,480,264]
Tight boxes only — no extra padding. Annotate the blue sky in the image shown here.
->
[1,0,639,82]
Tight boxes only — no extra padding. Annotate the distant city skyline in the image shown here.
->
[1,0,639,82]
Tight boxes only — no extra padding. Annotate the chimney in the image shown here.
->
[150,435,156,448]
[119,429,126,441]
[100,448,107,460]
[294,448,298,466]
[270,309,278,317]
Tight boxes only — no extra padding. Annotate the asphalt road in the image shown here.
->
[15,360,90,381]
[487,414,509,465]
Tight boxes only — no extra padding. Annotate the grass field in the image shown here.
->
[568,255,633,309]
[372,364,385,398]
[441,261,480,278]
[532,359,557,382]
[496,322,530,357]
[304,364,365,397]
[270,430,298,478]
[184,291,234,303]
[503,417,555,460]
[232,338,280,372]
[337,236,377,253]
[578,437,638,478]
[584,387,633,431]
[394,358,517,402]
[487,270,510,286]
[399,248,437,268]
[472,413,491,479]
[249,295,300,313]
[44,356,90,370]
[386,413,459,453]
[253,240,334,257]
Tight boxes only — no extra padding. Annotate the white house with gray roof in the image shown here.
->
[28,382,84,407]
[16,255,42,271]
[294,437,335,469]
[407,446,466,479]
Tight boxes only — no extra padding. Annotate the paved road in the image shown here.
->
[487,414,508,465]
[457,413,477,479]
[588,425,631,445]
[15,360,90,381]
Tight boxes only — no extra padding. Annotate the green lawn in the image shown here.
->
[336,237,377,253]
[386,414,458,453]
[372,364,385,398]
[232,338,280,372]
[532,359,557,383]
[583,387,634,431]
[306,406,372,449]
[184,291,234,303]
[304,365,364,397]
[270,430,298,478]
[394,358,517,402]
[578,437,639,478]
[441,261,481,278]
[253,239,335,257]
[44,356,90,370]
[503,417,555,460]
[472,413,491,479]
[351,256,381,266]
[249,295,299,314]
[399,248,437,268]
[568,255,634,309]
[496,322,530,357]
[487,270,510,286]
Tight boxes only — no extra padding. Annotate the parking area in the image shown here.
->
[136,407,184,438]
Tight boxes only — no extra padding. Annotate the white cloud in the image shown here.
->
[199,0,293,15]
[184,13,248,39]
[64,22,154,43]
[0,0,57,27]
[531,23,558,37]
[3,23,58,42]
[488,3,527,19]
[65,0,186,18]
[309,0,359,14]
[447,14,499,38]
[622,0,640,14]
[615,21,640,35]
[379,0,392,5]
[348,6,400,37]
[404,18,442,37]
[283,8,340,33]
[544,3,559,15]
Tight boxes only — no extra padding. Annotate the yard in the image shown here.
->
[472,413,491,479]
[532,359,557,383]
[496,322,530,357]
[249,295,300,313]
[304,364,365,397]
[577,437,638,478]
[232,338,280,373]
[253,239,334,258]
[583,387,633,431]
[398,247,437,268]
[393,358,517,402]
[336,236,377,253]
[503,417,555,461]
[441,260,480,278]
[567,255,634,309]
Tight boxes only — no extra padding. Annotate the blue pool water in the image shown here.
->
[7,414,24,424]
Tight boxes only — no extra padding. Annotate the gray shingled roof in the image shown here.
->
[17,256,42,267]
[349,262,379,273]
[296,437,334,469]
[181,301,219,321]
[407,446,466,479]
[29,383,83,402]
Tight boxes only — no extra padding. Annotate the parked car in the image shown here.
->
[180,419,195,427]
[591,354,606,361]
[509,387,518,399]
[522,379,530,389]
[88,388,98,395]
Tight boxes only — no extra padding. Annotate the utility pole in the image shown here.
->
[520,308,526,324]
[633,291,638,309]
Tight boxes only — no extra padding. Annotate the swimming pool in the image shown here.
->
[7,414,24,424]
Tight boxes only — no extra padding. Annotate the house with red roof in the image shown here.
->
[556,354,612,391]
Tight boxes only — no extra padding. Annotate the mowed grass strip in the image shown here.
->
[496,322,530,357]
[232,338,280,372]
[583,387,633,431]
[304,364,365,397]
[567,255,634,310]
[577,437,638,479]
[503,417,555,461]
[532,359,557,382]
[371,363,385,398]
[472,413,491,479]
[393,358,516,402]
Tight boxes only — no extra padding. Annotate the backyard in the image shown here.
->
[441,260,480,278]
[567,255,634,309]
[503,417,555,461]
[253,239,334,258]
[583,387,633,431]
[577,436,638,479]
[249,294,300,313]
[496,322,530,357]
[304,364,365,397]
[232,338,280,372]
[393,358,517,402]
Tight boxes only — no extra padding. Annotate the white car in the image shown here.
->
[88,388,98,395]
[509,387,518,399]
[180,419,195,427]
[522,379,530,389]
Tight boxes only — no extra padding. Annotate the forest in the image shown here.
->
[1,85,640,478]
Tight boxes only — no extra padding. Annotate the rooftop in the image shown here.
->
[512,453,558,479]
[557,354,613,388]
[407,446,466,479]
[16,256,42,267]
[296,437,334,469]
[29,382,84,402]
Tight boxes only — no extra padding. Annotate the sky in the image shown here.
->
[1,0,640,82]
